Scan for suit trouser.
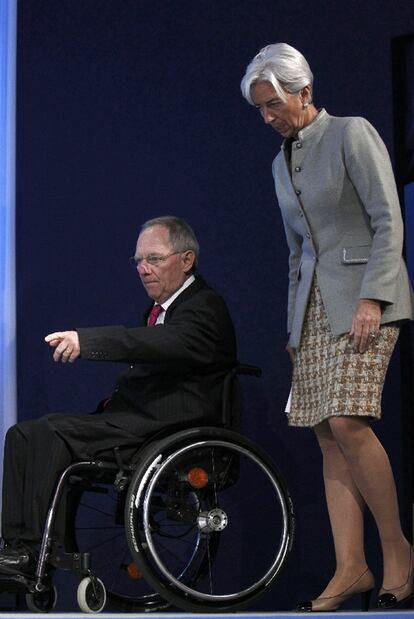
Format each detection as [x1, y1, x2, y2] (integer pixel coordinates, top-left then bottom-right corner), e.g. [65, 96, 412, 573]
[1, 412, 142, 546]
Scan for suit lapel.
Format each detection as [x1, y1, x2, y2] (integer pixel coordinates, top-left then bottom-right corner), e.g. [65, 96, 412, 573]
[164, 276, 206, 322]
[142, 276, 206, 325]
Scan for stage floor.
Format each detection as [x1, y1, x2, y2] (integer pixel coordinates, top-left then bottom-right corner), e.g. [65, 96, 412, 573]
[0, 612, 413, 618]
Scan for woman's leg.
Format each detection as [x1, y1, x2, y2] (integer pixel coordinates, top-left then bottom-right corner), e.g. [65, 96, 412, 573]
[314, 420, 369, 597]
[328, 416, 411, 591]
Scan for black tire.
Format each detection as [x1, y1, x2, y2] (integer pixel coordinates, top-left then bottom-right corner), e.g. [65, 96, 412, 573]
[125, 427, 294, 612]
[26, 586, 57, 612]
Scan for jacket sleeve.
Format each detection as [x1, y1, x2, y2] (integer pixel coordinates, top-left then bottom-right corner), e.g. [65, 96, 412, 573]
[343, 117, 404, 304]
[77, 294, 235, 367]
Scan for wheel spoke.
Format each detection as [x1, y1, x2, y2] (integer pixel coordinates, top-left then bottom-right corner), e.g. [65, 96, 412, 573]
[72, 474, 169, 612]
[206, 536, 213, 594]
[79, 501, 115, 518]
[210, 448, 218, 506]
[130, 436, 293, 609]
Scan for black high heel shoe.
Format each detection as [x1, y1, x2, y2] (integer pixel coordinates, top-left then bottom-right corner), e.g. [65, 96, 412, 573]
[295, 568, 374, 612]
[377, 547, 414, 609]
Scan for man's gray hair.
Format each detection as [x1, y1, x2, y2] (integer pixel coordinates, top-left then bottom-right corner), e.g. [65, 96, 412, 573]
[141, 216, 199, 266]
[241, 43, 313, 105]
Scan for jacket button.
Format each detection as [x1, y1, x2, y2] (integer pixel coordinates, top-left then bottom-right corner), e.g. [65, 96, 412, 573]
[295, 166, 301, 172]
[295, 189, 301, 195]
[306, 232, 311, 238]
[299, 211, 304, 217]
[296, 142, 302, 149]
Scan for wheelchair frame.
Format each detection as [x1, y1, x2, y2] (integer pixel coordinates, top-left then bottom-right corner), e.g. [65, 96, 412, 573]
[0, 364, 295, 613]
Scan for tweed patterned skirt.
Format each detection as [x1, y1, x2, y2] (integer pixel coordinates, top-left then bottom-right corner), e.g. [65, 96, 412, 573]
[288, 279, 399, 427]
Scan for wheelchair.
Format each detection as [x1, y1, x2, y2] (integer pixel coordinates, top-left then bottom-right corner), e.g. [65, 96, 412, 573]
[0, 365, 294, 613]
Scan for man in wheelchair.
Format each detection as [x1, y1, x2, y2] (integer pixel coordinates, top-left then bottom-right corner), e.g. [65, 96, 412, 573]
[0, 215, 237, 577]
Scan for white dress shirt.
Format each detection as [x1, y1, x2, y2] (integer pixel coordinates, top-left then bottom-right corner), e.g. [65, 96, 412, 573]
[152, 275, 195, 325]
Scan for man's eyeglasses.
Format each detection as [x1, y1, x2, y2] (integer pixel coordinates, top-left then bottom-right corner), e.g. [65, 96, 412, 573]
[129, 252, 181, 268]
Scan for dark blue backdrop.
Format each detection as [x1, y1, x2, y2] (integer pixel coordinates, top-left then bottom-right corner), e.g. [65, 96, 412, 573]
[15, 0, 414, 611]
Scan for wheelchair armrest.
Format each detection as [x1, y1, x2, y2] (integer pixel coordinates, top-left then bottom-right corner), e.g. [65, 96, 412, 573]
[221, 363, 262, 427]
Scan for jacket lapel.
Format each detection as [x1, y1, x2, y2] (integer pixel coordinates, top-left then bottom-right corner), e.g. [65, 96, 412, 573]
[164, 276, 206, 322]
[142, 276, 206, 325]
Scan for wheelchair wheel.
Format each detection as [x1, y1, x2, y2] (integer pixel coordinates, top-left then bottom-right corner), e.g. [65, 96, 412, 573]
[77, 576, 106, 613]
[26, 585, 57, 612]
[68, 471, 169, 612]
[125, 427, 294, 612]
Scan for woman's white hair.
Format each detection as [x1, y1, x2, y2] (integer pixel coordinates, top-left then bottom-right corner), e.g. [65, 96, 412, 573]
[240, 43, 313, 105]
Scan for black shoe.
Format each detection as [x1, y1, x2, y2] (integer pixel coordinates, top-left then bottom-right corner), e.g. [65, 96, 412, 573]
[0, 543, 37, 575]
[377, 546, 414, 610]
[295, 569, 375, 612]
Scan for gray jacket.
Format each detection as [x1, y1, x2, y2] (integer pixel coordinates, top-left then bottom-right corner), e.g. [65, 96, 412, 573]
[272, 109, 414, 348]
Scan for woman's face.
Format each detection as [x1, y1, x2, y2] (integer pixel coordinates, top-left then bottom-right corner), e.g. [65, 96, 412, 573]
[250, 80, 310, 138]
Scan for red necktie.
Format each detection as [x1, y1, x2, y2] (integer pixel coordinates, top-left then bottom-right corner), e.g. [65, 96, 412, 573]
[148, 304, 163, 326]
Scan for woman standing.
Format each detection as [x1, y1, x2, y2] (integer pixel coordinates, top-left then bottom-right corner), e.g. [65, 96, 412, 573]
[241, 43, 414, 612]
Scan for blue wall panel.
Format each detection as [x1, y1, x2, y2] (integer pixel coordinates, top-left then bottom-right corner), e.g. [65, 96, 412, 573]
[405, 182, 414, 279]
[14, 0, 414, 612]
[0, 0, 16, 500]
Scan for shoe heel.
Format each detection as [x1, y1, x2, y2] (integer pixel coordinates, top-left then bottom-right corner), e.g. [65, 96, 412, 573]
[360, 589, 372, 612]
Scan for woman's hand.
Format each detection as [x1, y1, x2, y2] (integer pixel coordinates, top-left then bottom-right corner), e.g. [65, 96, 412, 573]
[349, 299, 381, 353]
[286, 343, 296, 364]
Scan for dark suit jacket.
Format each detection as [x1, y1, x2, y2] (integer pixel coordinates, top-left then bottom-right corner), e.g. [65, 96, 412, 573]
[77, 276, 237, 437]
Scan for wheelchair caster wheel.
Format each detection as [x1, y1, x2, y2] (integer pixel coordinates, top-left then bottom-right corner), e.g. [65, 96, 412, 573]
[26, 586, 57, 612]
[77, 576, 106, 613]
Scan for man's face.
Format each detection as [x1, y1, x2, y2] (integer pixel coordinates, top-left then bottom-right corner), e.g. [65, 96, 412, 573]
[134, 225, 194, 304]
[251, 80, 306, 138]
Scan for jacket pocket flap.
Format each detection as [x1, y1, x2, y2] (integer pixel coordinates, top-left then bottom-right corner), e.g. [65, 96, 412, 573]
[342, 245, 370, 264]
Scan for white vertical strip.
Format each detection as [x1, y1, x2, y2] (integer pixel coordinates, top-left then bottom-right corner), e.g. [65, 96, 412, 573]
[0, 0, 17, 488]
